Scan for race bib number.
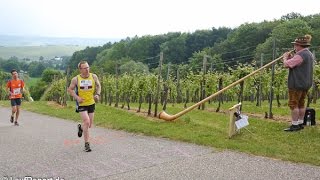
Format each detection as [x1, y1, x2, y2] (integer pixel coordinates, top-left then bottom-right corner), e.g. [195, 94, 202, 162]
[13, 88, 21, 95]
[80, 80, 93, 90]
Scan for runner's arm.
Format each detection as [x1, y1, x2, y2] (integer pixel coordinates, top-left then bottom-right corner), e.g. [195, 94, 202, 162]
[21, 81, 26, 93]
[6, 82, 12, 96]
[68, 77, 78, 99]
[93, 74, 101, 96]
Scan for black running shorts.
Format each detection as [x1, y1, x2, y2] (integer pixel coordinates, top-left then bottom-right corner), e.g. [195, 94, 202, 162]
[77, 104, 95, 113]
[11, 98, 22, 106]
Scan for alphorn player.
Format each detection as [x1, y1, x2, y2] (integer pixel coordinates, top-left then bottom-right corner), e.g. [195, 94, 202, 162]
[282, 34, 314, 132]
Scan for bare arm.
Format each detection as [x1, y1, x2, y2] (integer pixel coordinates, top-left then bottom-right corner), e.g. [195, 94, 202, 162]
[67, 76, 83, 103]
[6, 82, 12, 97]
[7, 88, 12, 97]
[22, 81, 26, 93]
[7, 86, 11, 94]
[93, 74, 101, 95]
[67, 77, 77, 97]
[93, 74, 101, 102]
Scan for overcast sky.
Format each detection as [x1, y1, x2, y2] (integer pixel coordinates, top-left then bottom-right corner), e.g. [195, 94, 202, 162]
[0, 0, 318, 39]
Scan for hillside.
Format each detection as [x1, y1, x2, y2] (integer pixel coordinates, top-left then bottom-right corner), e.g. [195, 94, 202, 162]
[0, 35, 118, 47]
[0, 35, 119, 60]
[0, 45, 85, 60]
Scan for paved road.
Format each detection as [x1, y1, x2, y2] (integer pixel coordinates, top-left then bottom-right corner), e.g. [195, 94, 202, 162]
[1, 107, 320, 180]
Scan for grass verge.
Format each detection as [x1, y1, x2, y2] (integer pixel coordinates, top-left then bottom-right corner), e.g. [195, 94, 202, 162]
[1, 100, 319, 166]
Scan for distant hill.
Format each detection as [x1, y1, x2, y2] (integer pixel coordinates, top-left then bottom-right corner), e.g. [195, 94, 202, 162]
[0, 45, 85, 60]
[0, 35, 118, 47]
[0, 35, 119, 60]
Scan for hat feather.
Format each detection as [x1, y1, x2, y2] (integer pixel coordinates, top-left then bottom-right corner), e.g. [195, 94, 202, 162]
[305, 34, 312, 42]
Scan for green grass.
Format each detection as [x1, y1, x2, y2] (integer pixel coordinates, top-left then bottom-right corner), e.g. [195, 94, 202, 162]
[1, 100, 319, 166]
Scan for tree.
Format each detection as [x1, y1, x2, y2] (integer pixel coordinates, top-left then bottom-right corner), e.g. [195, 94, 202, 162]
[304, 13, 320, 47]
[41, 68, 63, 83]
[271, 18, 313, 50]
[29, 80, 48, 100]
[1, 60, 20, 72]
[119, 60, 149, 75]
[0, 71, 11, 100]
[160, 33, 187, 64]
[69, 46, 105, 71]
[281, 12, 303, 21]
[255, 18, 313, 60]
[185, 28, 231, 58]
[28, 62, 46, 77]
[127, 35, 153, 60]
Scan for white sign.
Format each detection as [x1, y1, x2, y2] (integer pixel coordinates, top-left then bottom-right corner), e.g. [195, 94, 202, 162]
[235, 115, 249, 129]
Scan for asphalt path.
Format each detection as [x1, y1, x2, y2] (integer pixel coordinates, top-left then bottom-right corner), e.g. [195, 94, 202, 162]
[0, 107, 320, 180]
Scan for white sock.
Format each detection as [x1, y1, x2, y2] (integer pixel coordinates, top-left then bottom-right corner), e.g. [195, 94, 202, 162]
[292, 121, 299, 125]
[298, 119, 304, 124]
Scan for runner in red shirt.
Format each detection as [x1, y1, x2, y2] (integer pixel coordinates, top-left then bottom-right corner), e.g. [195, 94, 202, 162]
[6, 69, 25, 126]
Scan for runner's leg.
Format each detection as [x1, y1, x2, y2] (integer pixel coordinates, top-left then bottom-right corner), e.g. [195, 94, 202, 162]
[88, 113, 94, 128]
[15, 105, 20, 122]
[79, 111, 90, 143]
[11, 105, 17, 118]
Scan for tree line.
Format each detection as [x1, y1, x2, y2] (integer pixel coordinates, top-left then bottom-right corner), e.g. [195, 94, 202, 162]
[68, 12, 320, 77]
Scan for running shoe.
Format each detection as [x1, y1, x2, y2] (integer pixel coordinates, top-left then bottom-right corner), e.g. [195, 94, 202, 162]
[78, 124, 83, 137]
[84, 142, 92, 152]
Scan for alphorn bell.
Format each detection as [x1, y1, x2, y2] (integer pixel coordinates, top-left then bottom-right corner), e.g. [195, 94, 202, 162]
[159, 50, 294, 121]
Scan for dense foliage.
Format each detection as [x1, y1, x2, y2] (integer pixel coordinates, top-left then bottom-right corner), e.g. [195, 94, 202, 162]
[68, 13, 320, 76]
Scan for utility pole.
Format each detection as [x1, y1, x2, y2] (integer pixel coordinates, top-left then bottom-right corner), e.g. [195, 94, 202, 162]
[201, 55, 207, 110]
[115, 62, 119, 107]
[176, 66, 181, 103]
[162, 62, 170, 110]
[154, 52, 163, 117]
[268, 39, 276, 118]
[258, 53, 263, 107]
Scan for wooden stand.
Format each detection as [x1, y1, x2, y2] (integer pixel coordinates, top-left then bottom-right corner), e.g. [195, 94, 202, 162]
[228, 103, 242, 138]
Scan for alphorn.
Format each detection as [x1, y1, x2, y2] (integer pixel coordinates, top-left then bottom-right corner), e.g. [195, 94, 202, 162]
[159, 50, 294, 121]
